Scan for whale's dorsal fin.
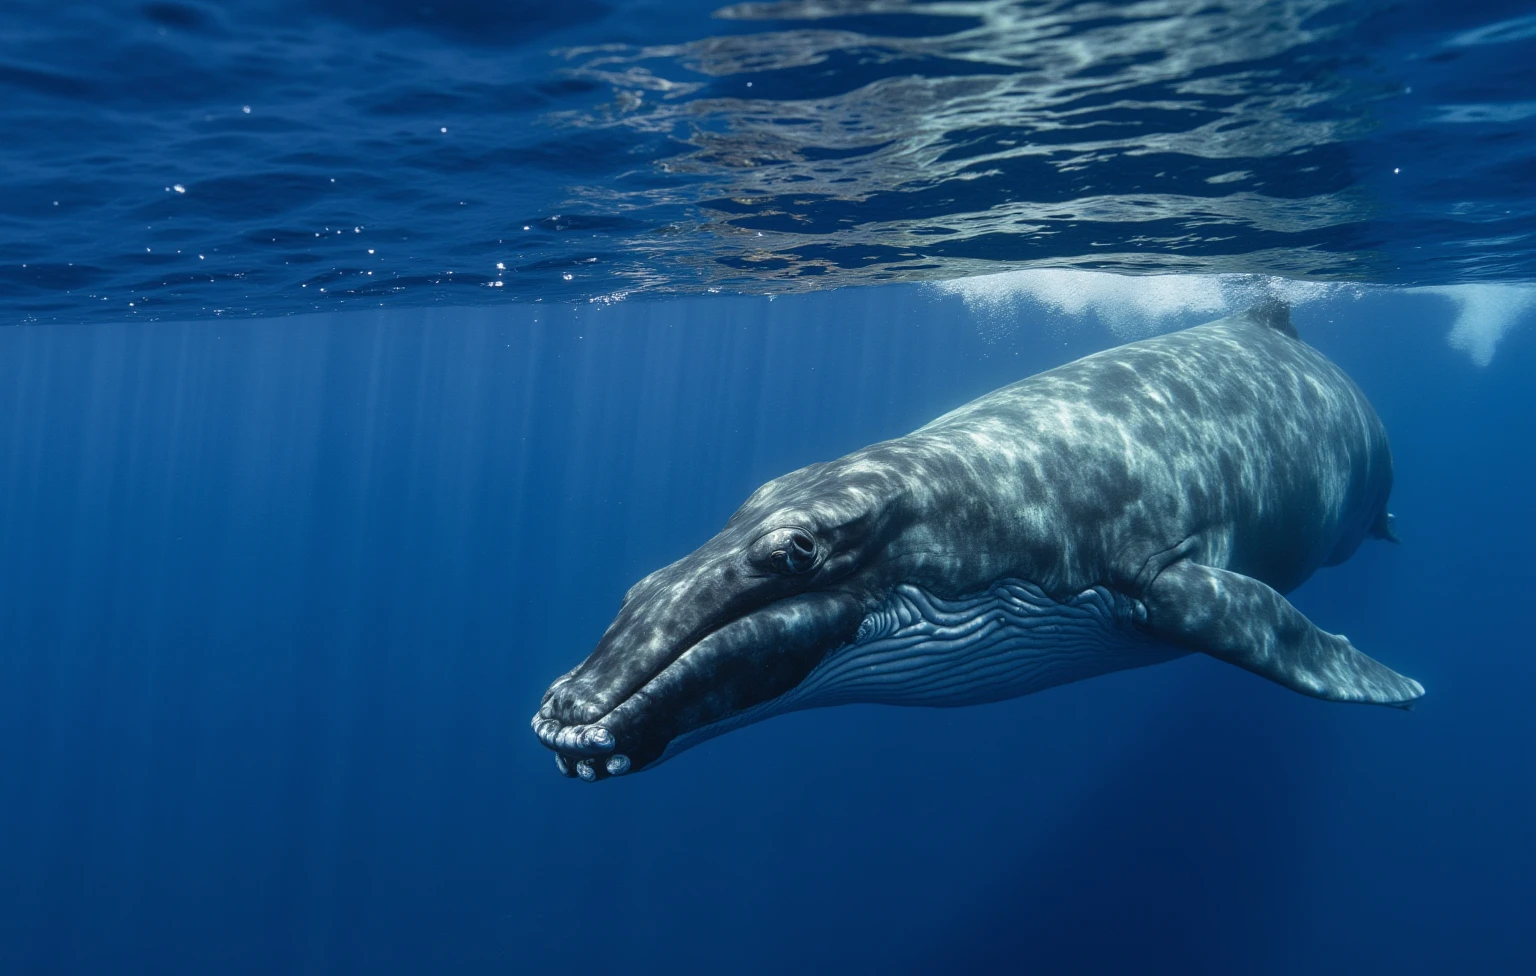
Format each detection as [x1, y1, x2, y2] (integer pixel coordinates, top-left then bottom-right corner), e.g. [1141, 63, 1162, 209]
[1141, 561, 1424, 707]
[1237, 299, 1297, 339]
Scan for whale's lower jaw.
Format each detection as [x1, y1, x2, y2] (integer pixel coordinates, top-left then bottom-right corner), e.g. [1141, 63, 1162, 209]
[656, 579, 1187, 765]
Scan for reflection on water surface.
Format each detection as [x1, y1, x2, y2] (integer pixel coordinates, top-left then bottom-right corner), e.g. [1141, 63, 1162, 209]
[2, 0, 1533, 320]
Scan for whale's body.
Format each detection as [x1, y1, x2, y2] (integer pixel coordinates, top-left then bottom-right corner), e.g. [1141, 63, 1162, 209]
[535, 305, 1422, 781]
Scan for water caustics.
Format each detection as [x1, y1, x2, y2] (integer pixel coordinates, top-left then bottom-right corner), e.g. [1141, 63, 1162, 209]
[567, 0, 1377, 284]
[2, 0, 1534, 322]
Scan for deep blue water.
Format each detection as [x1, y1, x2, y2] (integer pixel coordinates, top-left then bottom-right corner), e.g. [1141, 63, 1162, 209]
[4, 2, 1536, 974]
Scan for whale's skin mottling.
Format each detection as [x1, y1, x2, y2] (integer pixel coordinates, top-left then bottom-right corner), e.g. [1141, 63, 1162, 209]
[534, 305, 1423, 780]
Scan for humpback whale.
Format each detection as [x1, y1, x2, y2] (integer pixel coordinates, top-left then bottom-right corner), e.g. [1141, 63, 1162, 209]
[533, 304, 1422, 781]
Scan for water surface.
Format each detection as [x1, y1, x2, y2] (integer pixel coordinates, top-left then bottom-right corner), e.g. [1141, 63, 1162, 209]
[4, 0, 1535, 322]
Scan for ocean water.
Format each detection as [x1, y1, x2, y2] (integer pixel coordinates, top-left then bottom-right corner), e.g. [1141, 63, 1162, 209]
[6, 0, 1536, 320]
[2, 3, 1535, 975]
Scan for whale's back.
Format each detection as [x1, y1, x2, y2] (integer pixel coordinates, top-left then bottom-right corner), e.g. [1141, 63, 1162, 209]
[905, 306, 1394, 594]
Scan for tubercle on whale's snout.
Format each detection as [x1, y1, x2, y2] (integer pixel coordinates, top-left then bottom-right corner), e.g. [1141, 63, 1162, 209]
[532, 710, 641, 781]
[552, 749, 633, 782]
[534, 660, 680, 781]
[532, 674, 645, 780]
[532, 713, 615, 756]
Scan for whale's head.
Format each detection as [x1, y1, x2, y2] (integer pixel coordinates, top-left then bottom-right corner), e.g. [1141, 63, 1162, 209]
[533, 458, 916, 780]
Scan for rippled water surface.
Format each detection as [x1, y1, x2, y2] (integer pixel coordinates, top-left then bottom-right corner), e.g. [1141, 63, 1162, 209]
[4, 0, 1535, 322]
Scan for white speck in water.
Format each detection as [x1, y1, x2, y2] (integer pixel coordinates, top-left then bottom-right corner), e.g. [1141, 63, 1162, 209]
[1394, 167, 1401, 174]
[368, 249, 375, 254]
[173, 184, 185, 194]
[242, 105, 251, 114]
[440, 126, 448, 133]
[496, 262, 505, 270]
[562, 272, 573, 281]
[198, 255, 204, 259]
[523, 225, 530, 231]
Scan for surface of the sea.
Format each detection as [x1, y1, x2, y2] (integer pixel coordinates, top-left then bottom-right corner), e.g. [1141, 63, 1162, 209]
[3, 3, 1535, 975]
[5, 0, 1536, 321]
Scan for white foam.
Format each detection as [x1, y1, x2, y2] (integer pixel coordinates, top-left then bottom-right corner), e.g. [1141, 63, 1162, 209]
[1412, 283, 1536, 367]
[933, 269, 1358, 339]
[935, 269, 1535, 366]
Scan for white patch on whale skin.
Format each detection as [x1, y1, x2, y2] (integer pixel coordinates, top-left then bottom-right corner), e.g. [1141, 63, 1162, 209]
[1447, 14, 1536, 48]
[656, 580, 1185, 765]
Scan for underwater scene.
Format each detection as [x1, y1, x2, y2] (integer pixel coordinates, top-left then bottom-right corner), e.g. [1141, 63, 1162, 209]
[2, 2, 1533, 974]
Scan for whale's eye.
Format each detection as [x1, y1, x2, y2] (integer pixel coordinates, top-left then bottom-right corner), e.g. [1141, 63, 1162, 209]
[763, 527, 818, 575]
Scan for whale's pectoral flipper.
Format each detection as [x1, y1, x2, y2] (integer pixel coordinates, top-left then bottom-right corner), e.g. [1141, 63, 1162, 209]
[1142, 562, 1425, 707]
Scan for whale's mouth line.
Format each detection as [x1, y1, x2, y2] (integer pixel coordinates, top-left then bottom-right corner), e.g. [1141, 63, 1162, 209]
[531, 613, 749, 781]
[536, 579, 1172, 781]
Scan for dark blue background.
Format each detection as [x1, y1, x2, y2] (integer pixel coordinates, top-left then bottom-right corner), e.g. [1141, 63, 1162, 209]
[0, 288, 1530, 974]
